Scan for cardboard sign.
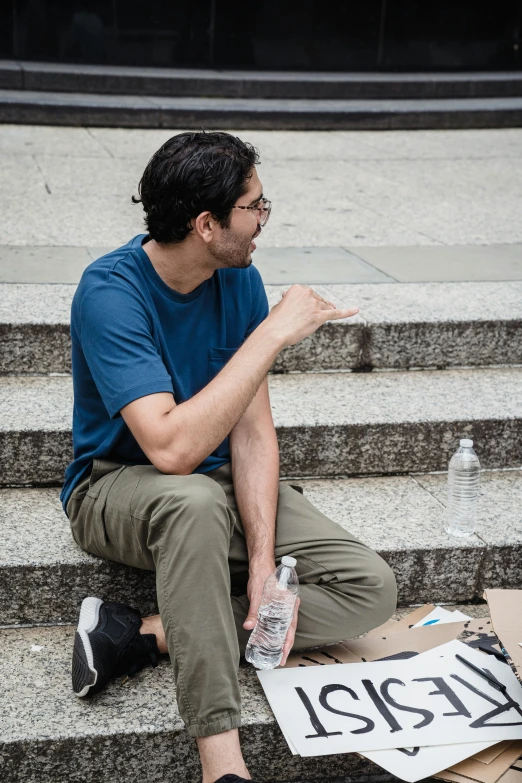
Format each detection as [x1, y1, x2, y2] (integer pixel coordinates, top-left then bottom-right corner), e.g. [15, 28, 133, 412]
[278, 607, 517, 781]
[258, 640, 522, 757]
[281, 640, 506, 781]
[439, 767, 522, 783]
[284, 614, 496, 671]
[343, 624, 472, 662]
[284, 621, 473, 669]
[358, 618, 507, 782]
[366, 605, 436, 636]
[446, 741, 522, 783]
[473, 742, 514, 765]
[485, 590, 522, 683]
[363, 741, 499, 783]
[459, 618, 501, 658]
[498, 765, 522, 783]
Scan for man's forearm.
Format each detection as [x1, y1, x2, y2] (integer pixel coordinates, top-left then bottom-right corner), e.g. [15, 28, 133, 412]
[230, 424, 280, 569]
[124, 285, 356, 476]
[158, 321, 283, 474]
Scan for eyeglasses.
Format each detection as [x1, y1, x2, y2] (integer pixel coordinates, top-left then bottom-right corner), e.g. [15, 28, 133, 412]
[233, 197, 272, 227]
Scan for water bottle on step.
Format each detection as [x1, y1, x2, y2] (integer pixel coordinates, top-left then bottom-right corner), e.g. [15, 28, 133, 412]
[245, 556, 299, 670]
[445, 438, 480, 538]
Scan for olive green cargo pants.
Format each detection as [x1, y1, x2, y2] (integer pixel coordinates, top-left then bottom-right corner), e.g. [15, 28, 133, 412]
[67, 459, 397, 737]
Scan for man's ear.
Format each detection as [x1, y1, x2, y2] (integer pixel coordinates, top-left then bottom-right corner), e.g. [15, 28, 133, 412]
[193, 211, 216, 244]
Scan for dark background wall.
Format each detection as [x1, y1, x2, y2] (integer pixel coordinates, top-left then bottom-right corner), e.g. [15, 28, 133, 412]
[1, 0, 521, 71]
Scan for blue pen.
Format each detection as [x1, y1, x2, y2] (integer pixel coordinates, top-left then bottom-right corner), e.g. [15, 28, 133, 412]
[422, 619, 441, 626]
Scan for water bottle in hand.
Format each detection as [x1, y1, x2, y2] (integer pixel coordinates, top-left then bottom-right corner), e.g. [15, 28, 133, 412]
[445, 438, 480, 538]
[245, 556, 299, 670]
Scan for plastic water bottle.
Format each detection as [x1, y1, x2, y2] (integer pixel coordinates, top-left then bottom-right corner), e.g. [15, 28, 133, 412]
[445, 439, 481, 537]
[245, 556, 299, 670]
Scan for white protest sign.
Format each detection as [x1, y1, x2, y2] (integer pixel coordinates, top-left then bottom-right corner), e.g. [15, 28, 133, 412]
[257, 640, 522, 757]
[279, 728, 495, 767]
[279, 631, 503, 781]
[363, 644, 500, 781]
[278, 644, 502, 781]
[281, 715, 496, 781]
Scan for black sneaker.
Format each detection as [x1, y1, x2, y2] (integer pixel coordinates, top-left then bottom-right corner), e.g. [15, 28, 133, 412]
[72, 596, 160, 697]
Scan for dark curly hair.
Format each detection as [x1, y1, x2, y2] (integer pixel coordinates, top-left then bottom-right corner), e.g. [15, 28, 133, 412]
[132, 130, 261, 244]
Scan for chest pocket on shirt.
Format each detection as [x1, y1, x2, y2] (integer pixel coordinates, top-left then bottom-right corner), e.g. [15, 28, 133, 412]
[208, 346, 239, 382]
[208, 346, 239, 457]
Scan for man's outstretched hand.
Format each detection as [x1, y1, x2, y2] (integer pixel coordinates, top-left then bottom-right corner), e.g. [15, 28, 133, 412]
[265, 284, 359, 349]
[243, 563, 300, 667]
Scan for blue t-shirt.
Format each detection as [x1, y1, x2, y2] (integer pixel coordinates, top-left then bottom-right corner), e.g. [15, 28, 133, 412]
[60, 234, 269, 514]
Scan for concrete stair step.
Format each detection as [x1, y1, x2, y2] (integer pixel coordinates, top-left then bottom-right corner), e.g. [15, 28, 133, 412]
[0, 367, 521, 486]
[4, 60, 522, 100]
[1, 89, 522, 130]
[2, 281, 522, 375]
[0, 622, 397, 783]
[0, 602, 491, 783]
[1, 470, 520, 626]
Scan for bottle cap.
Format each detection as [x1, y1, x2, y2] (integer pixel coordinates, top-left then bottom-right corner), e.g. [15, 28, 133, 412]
[460, 438, 473, 448]
[281, 556, 297, 568]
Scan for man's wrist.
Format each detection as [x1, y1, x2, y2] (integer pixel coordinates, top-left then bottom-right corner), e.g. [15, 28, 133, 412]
[255, 318, 286, 354]
[248, 553, 276, 576]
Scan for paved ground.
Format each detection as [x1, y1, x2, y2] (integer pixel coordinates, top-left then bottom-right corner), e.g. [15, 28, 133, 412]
[1, 124, 522, 282]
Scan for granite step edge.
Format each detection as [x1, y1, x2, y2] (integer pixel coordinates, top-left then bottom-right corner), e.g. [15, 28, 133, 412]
[2, 90, 522, 130]
[6, 318, 522, 374]
[0, 623, 396, 783]
[5, 59, 522, 98]
[1, 368, 522, 485]
[0, 605, 491, 782]
[1, 469, 519, 625]
[2, 280, 522, 374]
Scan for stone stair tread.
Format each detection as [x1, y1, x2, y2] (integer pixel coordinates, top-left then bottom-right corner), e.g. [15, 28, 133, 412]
[4, 59, 522, 98]
[2, 89, 522, 131]
[0, 624, 189, 744]
[1, 368, 521, 486]
[0, 282, 73, 323]
[0, 599, 489, 742]
[321, 280, 522, 324]
[3, 88, 522, 113]
[1, 471, 520, 625]
[0, 623, 279, 783]
[0, 621, 418, 782]
[269, 366, 521, 425]
[2, 280, 522, 375]
[1, 367, 521, 431]
[0, 601, 492, 781]
[0, 475, 479, 566]
[2, 279, 522, 325]
[0, 375, 72, 431]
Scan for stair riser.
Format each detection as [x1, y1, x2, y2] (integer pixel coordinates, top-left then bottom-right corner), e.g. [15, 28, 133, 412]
[0, 324, 71, 375]
[1, 562, 158, 626]
[1, 540, 518, 626]
[6, 65, 522, 100]
[277, 418, 522, 476]
[0, 431, 71, 486]
[0, 720, 390, 783]
[1, 418, 521, 487]
[2, 321, 522, 375]
[2, 101, 522, 130]
[0, 323, 363, 375]
[365, 320, 522, 371]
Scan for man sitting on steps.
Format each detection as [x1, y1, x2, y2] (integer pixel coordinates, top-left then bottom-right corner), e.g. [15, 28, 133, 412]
[62, 130, 397, 783]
